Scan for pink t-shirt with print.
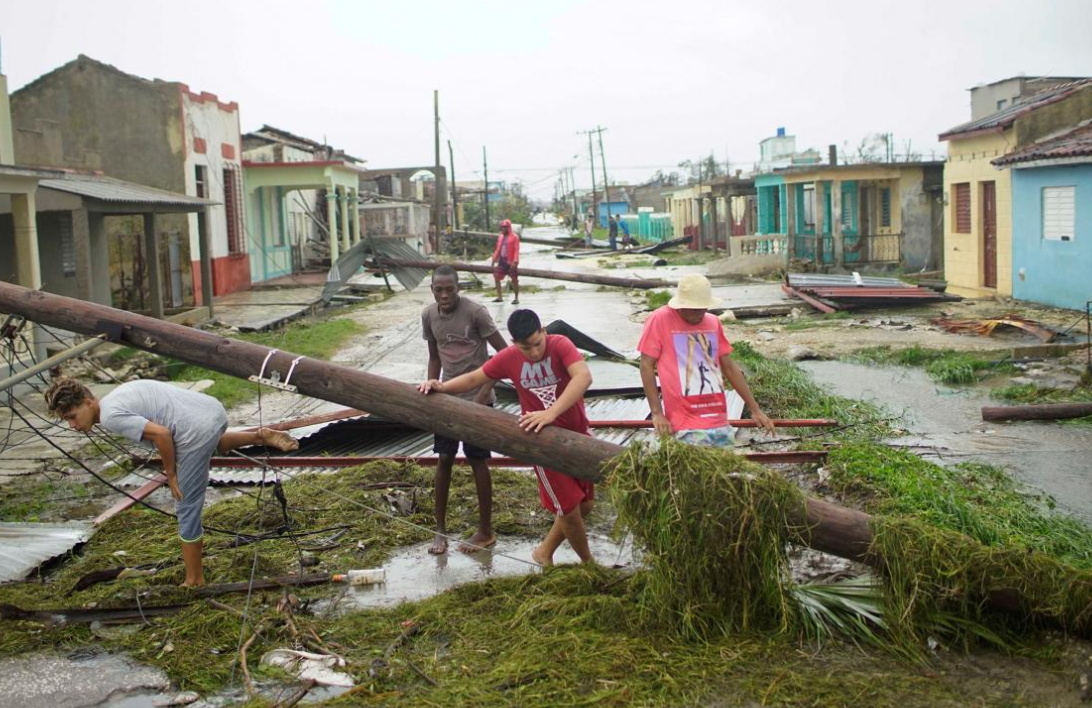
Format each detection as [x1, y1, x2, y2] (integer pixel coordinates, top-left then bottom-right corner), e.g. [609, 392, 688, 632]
[637, 306, 733, 432]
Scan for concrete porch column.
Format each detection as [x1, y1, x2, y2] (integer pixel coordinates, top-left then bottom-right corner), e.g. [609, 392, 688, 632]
[196, 207, 214, 316]
[785, 184, 797, 250]
[831, 179, 844, 267]
[339, 186, 350, 252]
[326, 185, 339, 262]
[350, 188, 361, 245]
[12, 191, 43, 358]
[87, 212, 111, 306]
[143, 213, 164, 319]
[814, 181, 827, 265]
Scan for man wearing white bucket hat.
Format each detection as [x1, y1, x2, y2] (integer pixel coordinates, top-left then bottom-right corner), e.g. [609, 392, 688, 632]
[638, 274, 773, 446]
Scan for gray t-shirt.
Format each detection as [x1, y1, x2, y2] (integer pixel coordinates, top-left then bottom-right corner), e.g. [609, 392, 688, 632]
[98, 380, 227, 450]
[421, 297, 499, 403]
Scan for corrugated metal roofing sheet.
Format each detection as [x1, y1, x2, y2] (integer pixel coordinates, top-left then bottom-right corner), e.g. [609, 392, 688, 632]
[0, 522, 93, 582]
[206, 398, 651, 485]
[992, 123, 1092, 166]
[39, 174, 214, 208]
[939, 79, 1092, 140]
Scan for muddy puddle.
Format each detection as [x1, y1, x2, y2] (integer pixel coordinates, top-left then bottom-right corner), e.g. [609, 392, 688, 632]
[0, 648, 171, 708]
[799, 360, 1092, 524]
[318, 533, 631, 613]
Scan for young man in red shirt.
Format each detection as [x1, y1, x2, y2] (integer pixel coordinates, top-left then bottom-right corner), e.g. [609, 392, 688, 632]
[491, 219, 521, 304]
[639, 274, 774, 446]
[419, 309, 595, 566]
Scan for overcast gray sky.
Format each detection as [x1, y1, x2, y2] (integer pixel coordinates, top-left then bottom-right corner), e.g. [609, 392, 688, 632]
[5, 0, 1092, 199]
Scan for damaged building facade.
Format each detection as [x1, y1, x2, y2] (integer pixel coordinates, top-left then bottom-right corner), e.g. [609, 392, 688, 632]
[9, 55, 250, 306]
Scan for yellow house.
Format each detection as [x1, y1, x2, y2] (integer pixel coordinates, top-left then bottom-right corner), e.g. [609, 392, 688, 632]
[939, 79, 1092, 298]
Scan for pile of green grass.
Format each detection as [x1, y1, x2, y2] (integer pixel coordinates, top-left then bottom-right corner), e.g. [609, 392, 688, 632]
[850, 345, 1013, 385]
[643, 289, 671, 310]
[608, 439, 803, 639]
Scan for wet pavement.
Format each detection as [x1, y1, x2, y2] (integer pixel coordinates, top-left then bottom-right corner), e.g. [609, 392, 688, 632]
[800, 360, 1092, 524]
[320, 533, 631, 613]
[0, 648, 170, 708]
[213, 286, 325, 332]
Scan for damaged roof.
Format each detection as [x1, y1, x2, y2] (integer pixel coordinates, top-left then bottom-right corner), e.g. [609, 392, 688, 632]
[40, 173, 216, 208]
[0, 522, 93, 582]
[939, 79, 1092, 141]
[991, 122, 1092, 167]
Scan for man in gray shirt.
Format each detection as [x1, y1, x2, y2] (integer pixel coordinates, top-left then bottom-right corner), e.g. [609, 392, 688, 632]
[45, 377, 298, 587]
[421, 265, 508, 554]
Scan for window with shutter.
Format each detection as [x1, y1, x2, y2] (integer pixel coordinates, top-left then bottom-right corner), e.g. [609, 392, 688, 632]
[1042, 186, 1076, 241]
[953, 183, 971, 233]
[880, 188, 891, 228]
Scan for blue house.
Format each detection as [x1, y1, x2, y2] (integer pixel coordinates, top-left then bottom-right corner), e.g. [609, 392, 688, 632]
[595, 187, 631, 227]
[993, 124, 1092, 311]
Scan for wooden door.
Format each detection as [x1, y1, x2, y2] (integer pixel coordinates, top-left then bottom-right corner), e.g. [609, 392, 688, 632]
[981, 181, 997, 288]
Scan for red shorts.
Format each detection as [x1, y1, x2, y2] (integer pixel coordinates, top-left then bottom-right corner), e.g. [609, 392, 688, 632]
[534, 465, 594, 515]
[493, 265, 518, 282]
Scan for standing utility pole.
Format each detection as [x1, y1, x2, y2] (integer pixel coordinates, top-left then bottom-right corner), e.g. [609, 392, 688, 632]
[596, 126, 611, 224]
[578, 130, 598, 225]
[482, 146, 491, 232]
[568, 167, 578, 221]
[433, 90, 446, 248]
[448, 140, 459, 230]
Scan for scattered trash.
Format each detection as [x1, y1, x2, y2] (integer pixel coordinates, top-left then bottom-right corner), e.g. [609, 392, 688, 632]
[260, 648, 354, 687]
[930, 313, 1058, 343]
[333, 568, 386, 586]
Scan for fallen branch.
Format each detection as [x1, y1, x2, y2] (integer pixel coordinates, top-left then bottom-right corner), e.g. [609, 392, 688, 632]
[370, 621, 421, 678]
[275, 679, 317, 708]
[241, 623, 264, 697]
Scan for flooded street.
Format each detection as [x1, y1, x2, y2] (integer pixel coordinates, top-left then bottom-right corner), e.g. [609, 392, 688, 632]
[800, 360, 1092, 524]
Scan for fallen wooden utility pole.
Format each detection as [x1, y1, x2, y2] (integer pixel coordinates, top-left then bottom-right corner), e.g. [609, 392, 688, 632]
[0, 281, 866, 566]
[982, 402, 1092, 422]
[0, 282, 1064, 627]
[376, 256, 672, 290]
[453, 228, 577, 248]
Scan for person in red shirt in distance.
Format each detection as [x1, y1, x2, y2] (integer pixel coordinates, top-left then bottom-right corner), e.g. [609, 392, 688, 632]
[419, 309, 595, 566]
[491, 219, 521, 304]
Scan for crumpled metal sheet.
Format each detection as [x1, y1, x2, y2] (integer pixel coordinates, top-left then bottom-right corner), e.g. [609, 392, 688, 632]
[0, 522, 93, 582]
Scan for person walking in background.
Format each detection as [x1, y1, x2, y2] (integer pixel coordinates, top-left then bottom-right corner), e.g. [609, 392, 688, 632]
[491, 219, 521, 304]
[618, 215, 632, 250]
[584, 212, 594, 247]
[608, 213, 619, 251]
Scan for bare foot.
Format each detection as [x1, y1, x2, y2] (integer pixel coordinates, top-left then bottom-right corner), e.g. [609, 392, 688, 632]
[428, 534, 448, 555]
[180, 578, 205, 588]
[259, 428, 299, 452]
[531, 544, 553, 567]
[458, 531, 496, 554]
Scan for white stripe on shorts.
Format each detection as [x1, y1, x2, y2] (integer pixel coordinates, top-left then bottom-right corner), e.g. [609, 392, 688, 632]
[534, 465, 563, 516]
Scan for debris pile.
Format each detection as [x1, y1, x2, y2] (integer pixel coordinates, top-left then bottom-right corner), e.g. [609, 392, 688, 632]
[931, 313, 1059, 342]
[783, 273, 961, 312]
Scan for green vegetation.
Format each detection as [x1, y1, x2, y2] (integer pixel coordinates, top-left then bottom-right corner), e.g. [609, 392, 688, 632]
[850, 345, 1014, 385]
[0, 478, 58, 522]
[732, 341, 892, 440]
[993, 381, 1092, 405]
[0, 461, 557, 688]
[643, 289, 671, 310]
[654, 248, 723, 266]
[170, 317, 364, 409]
[824, 442, 1092, 568]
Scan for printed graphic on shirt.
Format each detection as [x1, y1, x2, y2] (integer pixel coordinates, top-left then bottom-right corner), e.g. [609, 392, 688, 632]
[520, 356, 559, 408]
[673, 332, 722, 396]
